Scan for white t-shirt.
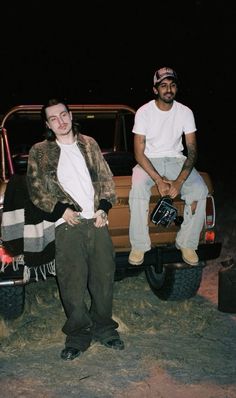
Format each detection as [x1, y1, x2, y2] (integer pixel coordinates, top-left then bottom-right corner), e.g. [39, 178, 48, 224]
[132, 99, 196, 158]
[56, 141, 95, 226]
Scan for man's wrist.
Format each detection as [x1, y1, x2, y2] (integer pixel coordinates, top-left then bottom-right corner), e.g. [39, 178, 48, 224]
[98, 199, 112, 214]
[178, 178, 186, 185]
[154, 178, 162, 185]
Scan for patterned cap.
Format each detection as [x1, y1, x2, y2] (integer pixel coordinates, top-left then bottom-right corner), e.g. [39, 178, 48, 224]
[153, 67, 178, 85]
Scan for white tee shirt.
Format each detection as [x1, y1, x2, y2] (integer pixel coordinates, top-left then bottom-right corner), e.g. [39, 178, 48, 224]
[56, 141, 95, 225]
[132, 100, 196, 158]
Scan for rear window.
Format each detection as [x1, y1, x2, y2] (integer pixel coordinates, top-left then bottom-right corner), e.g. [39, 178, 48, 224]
[1, 106, 136, 177]
[3, 109, 135, 155]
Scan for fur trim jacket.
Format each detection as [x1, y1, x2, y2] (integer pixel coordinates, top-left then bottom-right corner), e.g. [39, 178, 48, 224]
[27, 133, 117, 221]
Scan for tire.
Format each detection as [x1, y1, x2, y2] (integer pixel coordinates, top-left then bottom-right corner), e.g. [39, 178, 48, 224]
[0, 285, 25, 320]
[145, 262, 205, 301]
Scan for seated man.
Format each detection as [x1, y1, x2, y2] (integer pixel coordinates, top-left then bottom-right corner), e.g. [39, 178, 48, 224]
[128, 67, 208, 267]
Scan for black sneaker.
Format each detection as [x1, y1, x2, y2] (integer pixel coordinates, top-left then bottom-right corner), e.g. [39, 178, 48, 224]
[100, 338, 125, 350]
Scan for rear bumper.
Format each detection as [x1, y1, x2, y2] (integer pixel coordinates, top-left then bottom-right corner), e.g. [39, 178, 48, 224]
[115, 242, 222, 274]
[0, 265, 31, 286]
[0, 242, 222, 285]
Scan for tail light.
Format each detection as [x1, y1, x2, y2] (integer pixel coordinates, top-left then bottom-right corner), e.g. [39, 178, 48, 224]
[205, 230, 215, 243]
[0, 245, 14, 265]
[204, 195, 216, 243]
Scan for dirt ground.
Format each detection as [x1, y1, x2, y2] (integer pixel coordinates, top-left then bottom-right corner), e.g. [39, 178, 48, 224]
[0, 258, 236, 398]
[1, 176, 236, 398]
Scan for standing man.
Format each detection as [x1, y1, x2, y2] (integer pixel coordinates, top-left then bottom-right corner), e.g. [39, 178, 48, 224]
[27, 98, 124, 360]
[128, 67, 208, 267]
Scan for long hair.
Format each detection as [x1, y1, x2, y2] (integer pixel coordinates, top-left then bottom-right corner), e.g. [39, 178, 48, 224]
[41, 98, 80, 141]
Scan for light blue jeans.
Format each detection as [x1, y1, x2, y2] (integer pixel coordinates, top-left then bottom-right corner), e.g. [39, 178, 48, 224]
[129, 158, 209, 252]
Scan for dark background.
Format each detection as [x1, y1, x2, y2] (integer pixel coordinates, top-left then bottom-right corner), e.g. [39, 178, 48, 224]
[1, 1, 235, 178]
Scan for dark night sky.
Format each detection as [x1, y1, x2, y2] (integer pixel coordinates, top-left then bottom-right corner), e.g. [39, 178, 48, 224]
[1, 1, 235, 176]
[1, 1, 234, 104]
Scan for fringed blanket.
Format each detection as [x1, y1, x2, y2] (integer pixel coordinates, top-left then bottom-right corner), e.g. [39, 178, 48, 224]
[1, 174, 56, 282]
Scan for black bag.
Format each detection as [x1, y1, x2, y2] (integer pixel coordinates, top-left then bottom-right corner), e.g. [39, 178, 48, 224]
[150, 196, 178, 227]
[218, 258, 236, 313]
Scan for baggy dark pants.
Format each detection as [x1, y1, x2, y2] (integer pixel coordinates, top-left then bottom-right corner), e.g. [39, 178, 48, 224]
[55, 219, 119, 351]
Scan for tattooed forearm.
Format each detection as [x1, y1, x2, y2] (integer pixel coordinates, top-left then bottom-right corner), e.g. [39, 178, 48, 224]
[182, 142, 197, 173]
[177, 143, 197, 184]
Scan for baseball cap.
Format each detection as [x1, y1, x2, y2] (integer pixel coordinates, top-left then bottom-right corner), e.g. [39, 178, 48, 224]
[153, 67, 178, 85]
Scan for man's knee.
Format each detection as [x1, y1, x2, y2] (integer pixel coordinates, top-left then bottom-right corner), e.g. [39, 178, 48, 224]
[192, 180, 208, 200]
[129, 182, 151, 200]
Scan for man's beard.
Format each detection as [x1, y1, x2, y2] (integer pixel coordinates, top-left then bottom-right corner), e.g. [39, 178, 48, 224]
[161, 94, 175, 104]
[60, 126, 73, 136]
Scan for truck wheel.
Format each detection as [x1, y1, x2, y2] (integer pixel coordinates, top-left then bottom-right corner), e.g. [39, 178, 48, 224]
[145, 262, 205, 301]
[0, 286, 25, 320]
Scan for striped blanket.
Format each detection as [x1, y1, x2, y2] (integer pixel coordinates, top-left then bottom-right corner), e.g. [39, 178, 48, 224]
[1, 174, 56, 282]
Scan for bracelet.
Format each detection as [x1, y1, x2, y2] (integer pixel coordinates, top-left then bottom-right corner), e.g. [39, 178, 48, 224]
[100, 210, 107, 220]
[100, 210, 109, 225]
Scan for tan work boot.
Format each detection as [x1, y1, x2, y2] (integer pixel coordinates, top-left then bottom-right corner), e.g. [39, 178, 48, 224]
[176, 243, 199, 266]
[128, 249, 144, 266]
